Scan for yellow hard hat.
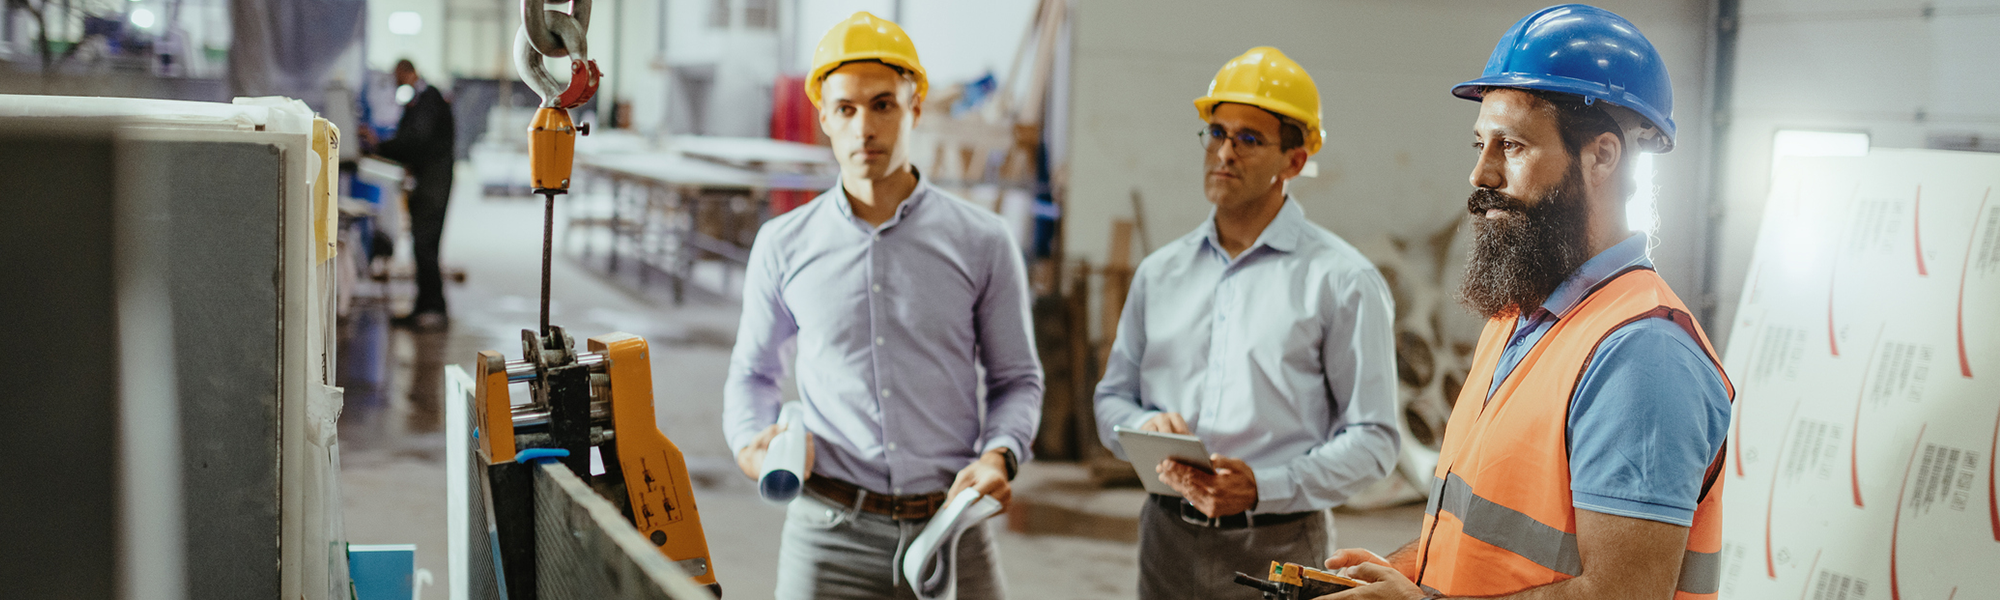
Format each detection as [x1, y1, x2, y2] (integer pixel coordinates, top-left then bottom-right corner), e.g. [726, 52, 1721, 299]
[805, 11, 928, 108]
[1194, 46, 1324, 155]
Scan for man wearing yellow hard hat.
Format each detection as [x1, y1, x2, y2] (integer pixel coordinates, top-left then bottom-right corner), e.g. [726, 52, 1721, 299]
[1092, 47, 1400, 599]
[721, 11, 1042, 600]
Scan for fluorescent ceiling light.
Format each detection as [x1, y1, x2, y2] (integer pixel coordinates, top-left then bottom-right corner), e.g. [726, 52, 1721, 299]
[130, 8, 156, 29]
[1771, 129, 1869, 175]
[388, 11, 423, 36]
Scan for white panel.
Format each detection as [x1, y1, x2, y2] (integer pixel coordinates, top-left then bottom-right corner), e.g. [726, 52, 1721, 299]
[1716, 149, 2000, 600]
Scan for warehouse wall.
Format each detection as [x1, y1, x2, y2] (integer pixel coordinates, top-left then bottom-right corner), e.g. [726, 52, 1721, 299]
[1708, 0, 2000, 346]
[499, 0, 1037, 138]
[789, 0, 1041, 87]
[1067, 0, 1718, 340]
[367, 0, 447, 76]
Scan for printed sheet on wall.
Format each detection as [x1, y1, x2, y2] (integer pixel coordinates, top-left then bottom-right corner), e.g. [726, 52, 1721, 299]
[1720, 149, 2000, 600]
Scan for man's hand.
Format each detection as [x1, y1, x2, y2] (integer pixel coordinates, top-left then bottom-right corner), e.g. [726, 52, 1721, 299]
[1139, 411, 1191, 434]
[733, 422, 814, 481]
[357, 126, 378, 147]
[1324, 548, 1394, 571]
[1156, 454, 1257, 517]
[1314, 561, 1426, 600]
[1317, 508, 1693, 599]
[947, 449, 1014, 511]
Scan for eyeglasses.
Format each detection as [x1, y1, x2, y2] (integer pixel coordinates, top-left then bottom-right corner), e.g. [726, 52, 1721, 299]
[1197, 125, 1273, 153]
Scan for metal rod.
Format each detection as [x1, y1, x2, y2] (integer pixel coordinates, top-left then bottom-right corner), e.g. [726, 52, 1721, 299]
[511, 399, 611, 428]
[506, 352, 606, 382]
[540, 191, 556, 336]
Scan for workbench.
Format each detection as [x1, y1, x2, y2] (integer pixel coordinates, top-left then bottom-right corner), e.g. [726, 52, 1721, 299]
[567, 137, 836, 303]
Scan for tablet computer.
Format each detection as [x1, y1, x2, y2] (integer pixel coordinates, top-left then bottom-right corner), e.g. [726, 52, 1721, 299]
[1113, 425, 1214, 497]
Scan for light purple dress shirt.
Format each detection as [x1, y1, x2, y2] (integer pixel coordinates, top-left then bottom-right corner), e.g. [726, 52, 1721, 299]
[723, 177, 1044, 496]
[1094, 199, 1401, 514]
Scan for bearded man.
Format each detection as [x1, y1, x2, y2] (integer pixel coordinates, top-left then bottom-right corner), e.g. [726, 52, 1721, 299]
[1319, 5, 1734, 600]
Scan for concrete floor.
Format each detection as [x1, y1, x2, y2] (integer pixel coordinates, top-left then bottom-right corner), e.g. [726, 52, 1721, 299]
[336, 163, 1425, 599]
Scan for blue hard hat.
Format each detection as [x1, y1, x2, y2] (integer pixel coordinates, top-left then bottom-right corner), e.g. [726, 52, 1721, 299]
[1453, 4, 1675, 152]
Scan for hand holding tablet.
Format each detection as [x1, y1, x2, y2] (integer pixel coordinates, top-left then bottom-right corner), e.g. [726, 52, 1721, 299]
[1113, 425, 1215, 497]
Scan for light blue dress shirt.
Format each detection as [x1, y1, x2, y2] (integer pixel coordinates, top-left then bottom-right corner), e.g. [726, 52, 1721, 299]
[1094, 199, 1401, 515]
[1486, 234, 1732, 526]
[723, 178, 1044, 496]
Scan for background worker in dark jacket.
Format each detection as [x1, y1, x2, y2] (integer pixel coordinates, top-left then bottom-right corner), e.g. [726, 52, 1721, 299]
[366, 59, 456, 330]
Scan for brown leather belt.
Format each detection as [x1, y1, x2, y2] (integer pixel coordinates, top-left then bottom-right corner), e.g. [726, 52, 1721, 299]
[806, 476, 950, 521]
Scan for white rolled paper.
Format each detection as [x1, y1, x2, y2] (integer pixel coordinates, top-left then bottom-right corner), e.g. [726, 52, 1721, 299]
[899, 491, 1004, 600]
[758, 403, 808, 503]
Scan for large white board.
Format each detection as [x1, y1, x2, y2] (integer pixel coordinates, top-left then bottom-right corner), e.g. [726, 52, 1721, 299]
[1720, 149, 2000, 600]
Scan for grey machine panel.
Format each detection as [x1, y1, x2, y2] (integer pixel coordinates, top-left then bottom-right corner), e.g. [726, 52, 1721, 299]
[125, 140, 287, 600]
[0, 121, 289, 600]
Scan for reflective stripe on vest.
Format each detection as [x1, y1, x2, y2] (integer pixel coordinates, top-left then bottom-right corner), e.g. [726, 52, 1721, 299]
[1415, 268, 1734, 599]
[1425, 475, 1722, 594]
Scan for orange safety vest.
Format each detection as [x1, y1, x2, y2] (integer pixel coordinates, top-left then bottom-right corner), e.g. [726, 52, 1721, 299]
[1410, 267, 1733, 599]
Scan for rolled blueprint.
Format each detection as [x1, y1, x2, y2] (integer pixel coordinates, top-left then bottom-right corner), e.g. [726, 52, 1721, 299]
[758, 402, 808, 502]
[899, 491, 1004, 600]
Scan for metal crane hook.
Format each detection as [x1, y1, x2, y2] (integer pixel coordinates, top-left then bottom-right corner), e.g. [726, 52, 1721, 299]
[515, 0, 597, 108]
[520, 0, 591, 58]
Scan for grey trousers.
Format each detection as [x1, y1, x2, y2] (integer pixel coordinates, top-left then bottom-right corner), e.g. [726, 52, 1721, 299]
[1137, 497, 1333, 600]
[773, 490, 1007, 600]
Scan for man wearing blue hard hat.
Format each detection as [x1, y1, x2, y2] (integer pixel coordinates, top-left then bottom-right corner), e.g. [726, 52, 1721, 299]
[1318, 5, 1733, 600]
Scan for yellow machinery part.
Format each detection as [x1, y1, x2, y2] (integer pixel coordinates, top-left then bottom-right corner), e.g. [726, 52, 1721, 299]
[1270, 561, 1304, 586]
[589, 333, 720, 588]
[475, 350, 516, 463]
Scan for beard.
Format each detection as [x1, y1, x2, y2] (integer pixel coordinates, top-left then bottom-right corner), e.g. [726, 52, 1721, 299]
[1457, 166, 1593, 319]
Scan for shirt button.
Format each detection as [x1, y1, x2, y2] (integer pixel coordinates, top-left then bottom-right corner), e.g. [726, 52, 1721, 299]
[873, 233, 881, 241]
[887, 442, 898, 451]
[876, 337, 885, 346]
[880, 388, 891, 398]
[872, 283, 882, 293]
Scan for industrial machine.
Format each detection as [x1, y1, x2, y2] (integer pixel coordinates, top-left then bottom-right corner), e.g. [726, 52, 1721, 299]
[2, 96, 347, 600]
[466, 1, 722, 597]
[473, 328, 722, 598]
[1233, 561, 1364, 600]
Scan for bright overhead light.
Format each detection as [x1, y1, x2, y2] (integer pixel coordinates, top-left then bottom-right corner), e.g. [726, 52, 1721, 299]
[388, 11, 423, 36]
[1771, 130, 1869, 175]
[395, 84, 415, 105]
[130, 8, 156, 29]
